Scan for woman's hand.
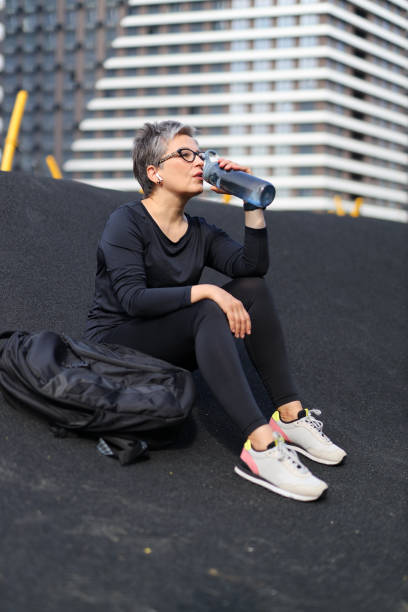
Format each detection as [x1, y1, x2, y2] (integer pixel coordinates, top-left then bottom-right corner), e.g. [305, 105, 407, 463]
[210, 158, 252, 195]
[191, 284, 251, 338]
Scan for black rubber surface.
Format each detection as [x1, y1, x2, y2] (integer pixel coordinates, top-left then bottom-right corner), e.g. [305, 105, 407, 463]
[0, 170, 407, 612]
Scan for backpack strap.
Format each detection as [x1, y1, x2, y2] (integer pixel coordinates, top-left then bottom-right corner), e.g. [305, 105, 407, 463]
[97, 436, 149, 466]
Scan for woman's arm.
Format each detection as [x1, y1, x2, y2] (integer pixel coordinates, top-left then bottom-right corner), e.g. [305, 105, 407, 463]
[205, 158, 269, 277]
[191, 284, 251, 339]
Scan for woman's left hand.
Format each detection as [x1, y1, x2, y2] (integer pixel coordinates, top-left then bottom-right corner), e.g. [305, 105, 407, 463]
[210, 158, 252, 194]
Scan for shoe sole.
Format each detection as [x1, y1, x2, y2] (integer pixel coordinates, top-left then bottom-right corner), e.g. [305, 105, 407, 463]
[234, 465, 327, 502]
[286, 444, 347, 466]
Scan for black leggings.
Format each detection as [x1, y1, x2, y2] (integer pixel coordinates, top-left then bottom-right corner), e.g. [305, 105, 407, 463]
[105, 277, 299, 438]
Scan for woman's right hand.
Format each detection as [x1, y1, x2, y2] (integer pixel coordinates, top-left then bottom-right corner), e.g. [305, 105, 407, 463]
[191, 284, 251, 338]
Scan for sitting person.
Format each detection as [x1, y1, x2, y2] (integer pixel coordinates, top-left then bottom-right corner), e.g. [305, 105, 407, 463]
[84, 120, 346, 502]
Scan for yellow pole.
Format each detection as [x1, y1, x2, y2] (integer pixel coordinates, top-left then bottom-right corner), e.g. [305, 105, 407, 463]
[0, 90, 28, 171]
[333, 195, 345, 216]
[350, 197, 363, 218]
[45, 155, 63, 179]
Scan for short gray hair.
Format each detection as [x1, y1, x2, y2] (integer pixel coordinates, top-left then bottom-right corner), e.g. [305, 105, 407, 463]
[132, 120, 197, 195]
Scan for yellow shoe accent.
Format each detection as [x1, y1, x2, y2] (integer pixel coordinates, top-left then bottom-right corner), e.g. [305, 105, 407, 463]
[272, 410, 280, 422]
[244, 438, 252, 451]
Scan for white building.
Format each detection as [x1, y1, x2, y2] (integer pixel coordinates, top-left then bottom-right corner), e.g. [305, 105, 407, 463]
[65, 0, 408, 215]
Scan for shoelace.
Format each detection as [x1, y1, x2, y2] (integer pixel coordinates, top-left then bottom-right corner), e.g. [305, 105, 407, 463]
[274, 433, 307, 472]
[303, 409, 331, 442]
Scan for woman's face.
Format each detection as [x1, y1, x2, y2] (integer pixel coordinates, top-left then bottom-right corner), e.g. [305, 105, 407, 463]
[156, 134, 204, 198]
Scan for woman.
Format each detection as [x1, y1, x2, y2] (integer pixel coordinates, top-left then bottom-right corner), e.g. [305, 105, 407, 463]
[85, 120, 346, 502]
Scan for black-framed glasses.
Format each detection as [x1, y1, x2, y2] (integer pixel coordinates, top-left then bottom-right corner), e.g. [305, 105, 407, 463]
[158, 148, 205, 165]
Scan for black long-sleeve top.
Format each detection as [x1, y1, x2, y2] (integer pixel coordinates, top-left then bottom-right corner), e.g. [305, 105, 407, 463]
[84, 199, 269, 342]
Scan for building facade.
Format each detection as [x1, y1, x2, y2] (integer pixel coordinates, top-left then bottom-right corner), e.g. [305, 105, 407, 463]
[65, 0, 408, 212]
[0, 0, 127, 174]
[1, 0, 407, 212]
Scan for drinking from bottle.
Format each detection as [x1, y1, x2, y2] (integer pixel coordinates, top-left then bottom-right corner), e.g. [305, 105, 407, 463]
[203, 150, 276, 208]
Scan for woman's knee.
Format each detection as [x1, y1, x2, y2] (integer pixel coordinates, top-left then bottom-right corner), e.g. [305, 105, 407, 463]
[225, 277, 270, 307]
[193, 298, 229, 331]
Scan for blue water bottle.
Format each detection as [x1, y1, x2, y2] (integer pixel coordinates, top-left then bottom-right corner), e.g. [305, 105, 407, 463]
[203, 150, 276, 208]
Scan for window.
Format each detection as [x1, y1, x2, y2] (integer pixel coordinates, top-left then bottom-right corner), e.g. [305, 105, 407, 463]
[276, 102, 294, 112]
[254, 18, 272, 28]
[277, 16, 296, 27]
[275, 81, 293, 91]
[275, 124, 291, 133]
[298, 79, 318, 89]
[275, 145, 291, 155]
[230, 104, 246, 113]
[254, 39, 270, 49]
[253, 82, 270, 91]
[275, 59, 295, 70]
[299, 102, 316, 110]
[252, 146, 269, 154]
[299, 57, 318, 68]
[252, 125, 268, 134]
[253, 103, 269, 113]
[300, 14, 319, 24]
[300, 36, 318, 46]
[232, 19, 250, 29]
[231, 83, 248, 92]
[231, 62, 248, 71]
[232, 41, 249, 50]
[276, 37, 295, 48]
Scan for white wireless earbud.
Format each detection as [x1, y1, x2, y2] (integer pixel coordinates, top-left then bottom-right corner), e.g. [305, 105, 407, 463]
[155, 172, 163, 182]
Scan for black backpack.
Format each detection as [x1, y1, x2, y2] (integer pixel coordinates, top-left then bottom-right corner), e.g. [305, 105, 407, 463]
[0, 330, 195, 465]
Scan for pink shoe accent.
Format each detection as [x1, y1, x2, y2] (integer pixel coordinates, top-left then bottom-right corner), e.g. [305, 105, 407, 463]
[269, 418, 290, 442]
[240, 448, 259, 475]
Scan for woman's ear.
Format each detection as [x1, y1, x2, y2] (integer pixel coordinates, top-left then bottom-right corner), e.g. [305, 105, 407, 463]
[146, 164, 160, 183]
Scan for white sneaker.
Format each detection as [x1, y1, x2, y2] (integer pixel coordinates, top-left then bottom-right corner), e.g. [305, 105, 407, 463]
[270, 409, 347, 466]
[234, 434, 328, 502]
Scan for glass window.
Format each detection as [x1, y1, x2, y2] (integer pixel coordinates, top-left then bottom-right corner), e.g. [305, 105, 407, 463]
[252, 125, 268, 134]
[230, 125, 246, 134]
[300, 14, 319, 25]
[44, 12, 57, 31]
[232, 20, 250, 29]
[65, 31, 76, 50]
[275, 145, 291, 154]
[275, 81, 293, 90]
[299, 102, 316, 110]
[23, 33, 36, 52]
[299, 57, 318, 68]
[254, 18, 272, 28]
[252, 146, 269, 155]
[230, 104, 246, 113]
[276, 37, 295, 48]
[276, 59, 295, 70]
[275, 124, 291, 133]
[253, 82, 270, 91]
[231, 41, 249, 50]
[253, 103, 269, 113]
[254, 39, 270, 49]
[253, 61, 270, 71]
[298, 79, 318, 89]
[276, 102, 294, 111]
[300, 36, 318, 46]
[23, 15, 37, 32]
[298, 145, 315, 153]
[231, 62, 249, 72]
[277, 16, 296, 27]
[231, 83, 248, 92]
